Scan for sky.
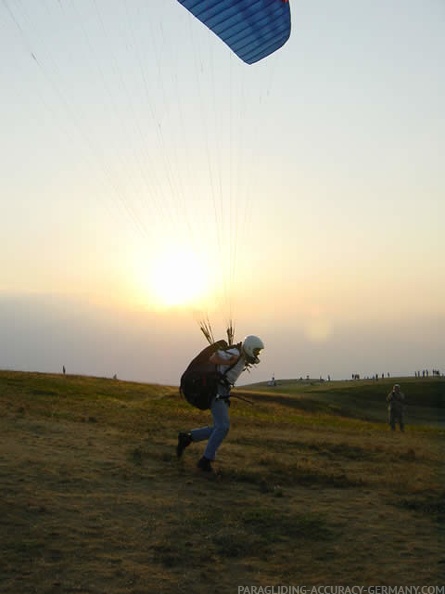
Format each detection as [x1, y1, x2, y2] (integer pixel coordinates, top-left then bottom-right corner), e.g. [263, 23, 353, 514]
[1, 0, 444, 385]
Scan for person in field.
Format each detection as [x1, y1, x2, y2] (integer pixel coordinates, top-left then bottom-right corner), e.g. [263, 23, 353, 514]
[177, 335, 264, 472]
[386, 383, 405, 431]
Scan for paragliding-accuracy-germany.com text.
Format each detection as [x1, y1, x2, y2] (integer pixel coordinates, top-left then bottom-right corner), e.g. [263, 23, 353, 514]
[237, 587, 445, 594]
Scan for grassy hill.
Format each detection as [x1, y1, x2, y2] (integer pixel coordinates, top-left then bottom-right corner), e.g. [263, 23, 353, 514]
[1, 370, 444, 592]
[240, 376, 445, 426]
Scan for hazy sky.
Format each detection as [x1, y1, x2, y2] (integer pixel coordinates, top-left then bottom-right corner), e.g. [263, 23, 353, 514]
[1, 1, 444, 385]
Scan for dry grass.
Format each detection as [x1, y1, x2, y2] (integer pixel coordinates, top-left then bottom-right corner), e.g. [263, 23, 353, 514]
[0, 371, 444, 592]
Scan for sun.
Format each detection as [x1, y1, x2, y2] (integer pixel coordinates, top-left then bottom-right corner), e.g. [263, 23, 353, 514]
[139, 246, 211, 309]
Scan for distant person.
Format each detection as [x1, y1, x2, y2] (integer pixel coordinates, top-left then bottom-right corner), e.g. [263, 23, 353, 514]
[177, 335, 264, 472]
[386, 383, 405, 432]
[63, 365, 66, 375]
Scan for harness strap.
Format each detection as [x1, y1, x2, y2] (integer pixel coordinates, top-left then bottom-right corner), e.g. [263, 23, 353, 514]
[218, 342, 242, 386]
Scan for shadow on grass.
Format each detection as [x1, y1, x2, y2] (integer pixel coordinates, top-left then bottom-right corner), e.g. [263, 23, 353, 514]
[150, 505, 334, 567]
[395, 491, 445, 519]
[223, 457, 362, 490]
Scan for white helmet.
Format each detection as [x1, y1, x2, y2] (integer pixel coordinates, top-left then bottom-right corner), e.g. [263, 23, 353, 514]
[242, 335, 264, 364]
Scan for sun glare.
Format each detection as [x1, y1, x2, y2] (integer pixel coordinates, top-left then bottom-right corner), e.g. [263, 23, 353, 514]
[138, 247, 211, 310]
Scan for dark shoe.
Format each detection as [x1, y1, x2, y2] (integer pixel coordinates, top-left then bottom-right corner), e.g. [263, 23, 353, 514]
[176, 432, 192, 458]
[197, 456, 213, 472]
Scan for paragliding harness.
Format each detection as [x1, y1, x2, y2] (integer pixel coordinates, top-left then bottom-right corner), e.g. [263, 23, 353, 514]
[179, 340, 242, 410]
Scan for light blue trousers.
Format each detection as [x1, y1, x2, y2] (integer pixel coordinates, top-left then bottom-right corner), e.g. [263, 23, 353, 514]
[190, 397, 230, 461]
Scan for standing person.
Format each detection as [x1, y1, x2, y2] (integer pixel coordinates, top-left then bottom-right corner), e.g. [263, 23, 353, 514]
[177, 335, 265, 472]
[387, 383, 405, 431]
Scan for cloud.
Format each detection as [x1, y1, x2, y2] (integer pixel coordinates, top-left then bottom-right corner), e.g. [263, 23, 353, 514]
[1, 292, 443, 385]
[0, 292, 195, 384]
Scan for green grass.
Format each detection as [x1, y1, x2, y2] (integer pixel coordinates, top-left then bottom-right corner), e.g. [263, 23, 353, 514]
[0, 370, 444, 592]
[240, 376, 445, 426]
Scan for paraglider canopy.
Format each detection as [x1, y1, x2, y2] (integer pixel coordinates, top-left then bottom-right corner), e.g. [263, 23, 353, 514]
[177, 0, 291, 64]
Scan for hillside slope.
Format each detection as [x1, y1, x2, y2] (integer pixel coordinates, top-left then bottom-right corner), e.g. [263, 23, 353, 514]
[1, 371, 444, 592]
[240, 376, 445, 427]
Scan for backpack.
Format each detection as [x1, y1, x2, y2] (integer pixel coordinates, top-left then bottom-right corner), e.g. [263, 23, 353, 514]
[179, 340, 241, 410]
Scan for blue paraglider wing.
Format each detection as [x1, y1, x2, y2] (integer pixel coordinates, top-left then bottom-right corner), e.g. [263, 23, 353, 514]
[177, 0, 291, 64]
